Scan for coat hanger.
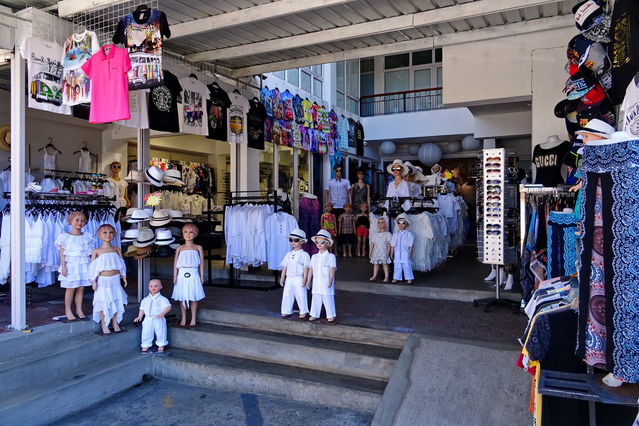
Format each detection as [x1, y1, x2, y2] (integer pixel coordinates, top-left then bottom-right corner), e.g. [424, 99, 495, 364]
[134, 4, 150, 16]
[39, 137, 61, 154]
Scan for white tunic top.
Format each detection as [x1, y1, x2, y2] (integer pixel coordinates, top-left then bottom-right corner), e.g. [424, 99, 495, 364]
[280, 249, 310, 278]
[176, 249, 200, 269]
[88, 251, 126, 280]
[265, 212, 298, 270]
[140, 293, 171, 318]
[309, 250, 337, 295]
[391, 230, 414, 264]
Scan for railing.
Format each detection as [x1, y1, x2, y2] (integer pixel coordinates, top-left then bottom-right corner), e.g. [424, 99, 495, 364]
[359, 87, 443, 117]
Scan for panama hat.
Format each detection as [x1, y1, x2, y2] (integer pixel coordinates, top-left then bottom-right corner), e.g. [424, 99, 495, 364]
[574, 118, 615, 138]
[311, 229, 334, 247]
[149, 209, 172, 227]
[121, 228, 139, 243]
[145, 166, 164, 187]
[395, 213, 411, 227]
[133, 227, 156, 247]
[386, 159, 409, 176]
[288, 228, 307, 243]
[154, 228, 175, 246]
[163, 169, 184, 186]
[123, 244, 139, 257]
[168, 209, 187, 222]
[127, 208, 150, 223]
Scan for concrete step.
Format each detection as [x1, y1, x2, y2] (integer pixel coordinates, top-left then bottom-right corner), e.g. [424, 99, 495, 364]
[0, 350, 150, 426]
[171, 322, 398, 381]
[155, 347, 384, 413]
[0, 326, 139, 393]
[198, 309, 407, 349]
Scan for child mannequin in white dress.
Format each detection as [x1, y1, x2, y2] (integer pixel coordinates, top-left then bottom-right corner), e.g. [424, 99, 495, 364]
[369, 217, 392, 282]
[172, 223, 205, 327]
[89, 224, 128, 335]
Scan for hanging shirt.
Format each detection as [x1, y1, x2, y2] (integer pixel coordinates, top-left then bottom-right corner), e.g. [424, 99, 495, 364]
[280, 90, 295, 121]
[81, 45, 131, 124]
[608, 0, 639, 105]
[149, 70, 182, 132]
[309, 250, 337, 295]
[61, 30, 100, 106]
[621, 79, 639, 136]
[532, 141, 570, 187]
[19, 37, 70, 115]
[302, 99, 314, 128]
[247, 99, 267, 150]
[260, 86, 272, 116]
[118, 89, 149, 129]
[265, 212, 298, 270]
[112, 8, 170, 90]
[355, 121, 365, 156]
[178, 76, 209, 136]
[337, 116, 349, 152]
[271, 88, 282, 119]
[293, 94, 304, 124]
[227, 92, 250, 144]
[347, 118, 357, 148]
[206, 84, 232, 141]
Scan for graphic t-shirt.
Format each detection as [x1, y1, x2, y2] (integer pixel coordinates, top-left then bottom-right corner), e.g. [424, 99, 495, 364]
[302, 99, 314, 128]
[149, 70, 182, 132]
[532, 141, 571, 187]
[264, 116, 273, 142]
[260, 86, 272, 116]
[20, 37, 70, 115]
[206, 84, 232, 141]
[356, 121, 365, 156]
[280, 90, 295, 121]
[61, 31, 100, 106]
[293, 94, 304, 124]
[318, 106, 330, 133]
[292, 124, 302, 149]
[81, 45, 131, 123]
[247, 99, 267, 150]
[347, 118, 357, 148]
[271, 88, 282, 119]
[621, 79, 639, 136]
[227, 92, 250, 143]
[118, 89, 149, 129]
[337, 115, 349, 151]
[178, 76, 210, 136]
[113, 8, 170, 90]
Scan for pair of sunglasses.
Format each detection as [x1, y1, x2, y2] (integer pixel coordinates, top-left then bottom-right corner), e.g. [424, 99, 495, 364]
[397, 220, 408, 225]
[487, 179, 501, 184]
[487, 196, 501, 201]
[289, 238, 302, 243]
[486, 202, 500, 208]
[486, 157, 501, 161]
[391, 167, 403, 172]
[485, 163, 501, 168]
[486, 224, 501, 230]
[486, 230, 501, 235]
[315, 239, 329, 245]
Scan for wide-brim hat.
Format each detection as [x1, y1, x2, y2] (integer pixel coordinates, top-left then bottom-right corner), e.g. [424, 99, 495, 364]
[149, 208, 172, 227]
[154, 228, 176, 246]
[288, 228, 307, 242]
[395, 213, 411, 226]
[122, 207, 137, 221]
[145, 166, 164, 187]
[163, 169, 184, 186]
[574, 118, 615, 138]
[121, 228, 139, 243]
[311, 229, 334, 247]
[127, 208, 150, 223]
[386, 159, 408, 176]
[168, 209, 187, 222]
[403, 161, 417, 175]
[587, 131, 636, 146]
[133, 227, 156, 247]
[123, 244, 139, 257]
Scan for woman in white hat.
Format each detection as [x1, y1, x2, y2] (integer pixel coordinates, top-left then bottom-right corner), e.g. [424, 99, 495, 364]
[306, 229, 338, 323]
[385, 159, 411, 199]
[279, 229, 311, 319]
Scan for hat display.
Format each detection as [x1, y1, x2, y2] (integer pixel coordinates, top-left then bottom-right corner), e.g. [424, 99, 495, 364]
[395, 213, 411, 226]
[311, 229, 334, 247]
[554, 99, 579, 119]
[576, 98, 615, 127]
[567, 68, 597, 100]
[133, 227, 156, 247]
[121, 228, 139, 243]
[574, 118, 615, 138]
[127, 209, 150, 223]
[122, 207, 137, 221]
[149, 209, 172, 227]
[163, 169, 184, 186]
[154, 228, 176, 246]
[572, 0, 605, 33]
[168, 209, 187, 222]
[288, 228, 307, 242]
[145, 166, 164, 187]
[386, 159, 409, 176]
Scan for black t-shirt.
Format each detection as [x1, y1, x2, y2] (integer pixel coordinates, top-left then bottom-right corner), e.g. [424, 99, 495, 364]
[149, 70, 182, 132]
[355, 121, 365, 156]
[532, 141, 571, 187]
[206, 84, 231, 141]
[247, 99, 267, 150]
[347, 118, 357, 148]
[609, 0, 639, 105]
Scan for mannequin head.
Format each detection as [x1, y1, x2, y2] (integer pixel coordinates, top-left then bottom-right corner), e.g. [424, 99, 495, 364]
[575, 119, 615, 143]
[110, 162, 122, 179]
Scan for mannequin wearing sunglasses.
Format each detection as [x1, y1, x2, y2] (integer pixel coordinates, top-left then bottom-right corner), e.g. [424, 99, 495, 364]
[107, 161, 131, 208]
[384, 160, 411, 211]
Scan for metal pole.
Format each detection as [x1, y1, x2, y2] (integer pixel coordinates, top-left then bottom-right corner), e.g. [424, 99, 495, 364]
[292, 147, 299, 219]
[10, 52, 26, 330]
[137, 128, 150, 302]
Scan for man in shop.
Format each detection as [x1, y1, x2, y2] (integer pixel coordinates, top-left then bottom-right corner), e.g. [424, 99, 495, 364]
[324, 164, 351, 218]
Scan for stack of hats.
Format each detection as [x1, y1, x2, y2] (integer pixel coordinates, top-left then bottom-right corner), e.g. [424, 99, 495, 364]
[163, 169, 184, 186]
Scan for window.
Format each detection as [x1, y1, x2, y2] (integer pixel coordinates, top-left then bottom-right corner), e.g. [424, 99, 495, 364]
[300, 70, 311, 93]
[313, 78, 322, 97]
[273, 70, 285, 80]
[360, 74, 374, 97]
[360, 58, 374, 73]
[412, 50, 432, 66]
[435, 48, 442, 63]
[336, 92, 345, 109]
[286, 68, 299, 87]
[311, 65, 322, 75]
[384, 70, 409, 92]
[414, 69, 432, 90]
[335, 59, 359, 115]
[384, 53, 409, 70]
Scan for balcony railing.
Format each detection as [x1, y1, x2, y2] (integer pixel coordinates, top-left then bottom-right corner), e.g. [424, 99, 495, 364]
[359, 87, 443, 117]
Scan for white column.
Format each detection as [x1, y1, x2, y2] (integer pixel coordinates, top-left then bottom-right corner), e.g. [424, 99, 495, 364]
[292, 147, 299, 219]
[246, 146, 260, 191]
[272, 144, 279, 190]
[137, 129, 150, 301]
[10, 51, 26, 330]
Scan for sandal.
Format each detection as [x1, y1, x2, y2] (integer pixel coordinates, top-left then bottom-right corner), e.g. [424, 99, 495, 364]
[308, 316, 319, 322]
[140, 348, 151, 355]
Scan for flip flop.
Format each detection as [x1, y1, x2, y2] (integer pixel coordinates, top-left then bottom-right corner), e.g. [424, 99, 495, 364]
[155, 348, 168, 355]
[308, 317, 319, 322]
[140, 349, 151, 355]
[327, 319, 338, 325]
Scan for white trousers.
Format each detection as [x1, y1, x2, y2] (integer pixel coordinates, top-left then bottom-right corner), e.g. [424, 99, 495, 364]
[281, 277, 309, 315]
[310, 293, 336, 319]
[393, 260, 414, 281]
[141, 316, 168, 348]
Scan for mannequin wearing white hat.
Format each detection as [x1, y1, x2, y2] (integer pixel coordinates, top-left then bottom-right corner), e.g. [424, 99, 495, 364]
[390, 214, 414, 284]
[279, 229, 311, 319]
[107, 161, 131, 208]
[306, 230, 338, 323]
[385, 159, 411, 210]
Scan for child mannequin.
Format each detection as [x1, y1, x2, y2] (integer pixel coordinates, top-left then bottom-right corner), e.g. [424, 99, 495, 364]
[172, 223, 205, 327]
[320, 203, 337, 254]
[54, 211, 95, 321]
[369, 217, 392, 282]
[390, 213, 415, 284]
[279, 228, 310, 319]
[338, 202, 356, 257]
[355, 202, 370, 257]
[134, 279, 171, 354]
[89, 224, 128, 335]
[306, 229, 337, 324]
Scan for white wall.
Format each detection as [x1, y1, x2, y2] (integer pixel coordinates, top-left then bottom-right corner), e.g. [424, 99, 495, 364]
[474, 110, 531, 139]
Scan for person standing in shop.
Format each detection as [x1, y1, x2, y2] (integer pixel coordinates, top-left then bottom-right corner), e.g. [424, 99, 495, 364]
[324, 164, 351, 219]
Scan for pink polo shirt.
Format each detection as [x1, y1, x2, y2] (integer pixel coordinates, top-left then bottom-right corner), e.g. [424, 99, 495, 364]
[82, 44, 131, 124]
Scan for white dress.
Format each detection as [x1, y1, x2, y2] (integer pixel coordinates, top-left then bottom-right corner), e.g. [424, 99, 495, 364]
[370, 232, 392, 264]
[54, 233, 94, 288]
[172, 249, 205, 306]
[89, 252, 127, 324]
[78, 150, 92, 173]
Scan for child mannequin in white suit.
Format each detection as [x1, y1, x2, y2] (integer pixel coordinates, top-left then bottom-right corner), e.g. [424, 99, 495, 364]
[279, 228, 311, 319]
[390, 213, 414, 284]
[134, 279, 172, 354]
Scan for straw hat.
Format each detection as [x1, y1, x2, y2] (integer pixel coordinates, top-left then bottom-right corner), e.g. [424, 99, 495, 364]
[155, 228, 176, 246]
[288, 228, 307, 243]
[168, 209, 187, 222]
[403, 161, 417, 175]
[311, 229, 334, 247]
[121, 228, 139, 243]
[133, 227, 156, 247]
[574, 118, 615, 138]
[145, 166, 164, 187]
[149, 209, 172, 227]
[413, 166, 428, 182]
[127, 209, 150, 223]
[386, 159, 409, 176]
[163, 169, 184, 186]
[395, 213, 411, 226]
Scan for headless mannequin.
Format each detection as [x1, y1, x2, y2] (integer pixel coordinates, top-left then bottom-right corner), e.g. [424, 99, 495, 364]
[531, 135, 568, 183]
[108, 162, 131, 208]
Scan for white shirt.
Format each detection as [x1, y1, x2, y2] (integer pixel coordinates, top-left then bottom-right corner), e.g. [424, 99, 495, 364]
[280, 249, 310, 279]
[119, 89, 149, 129]
[325, 178, 351, 208]
[178, 76, 210, 136]
[309, 250, 337, 295]
[622, 79, 639, 137]
[140, 293, 171, 318]
[391, 230, 414, 263]
[228, 92, 251, 143]
[265, 212, 298, 270]
[386, 180, 411, 198]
